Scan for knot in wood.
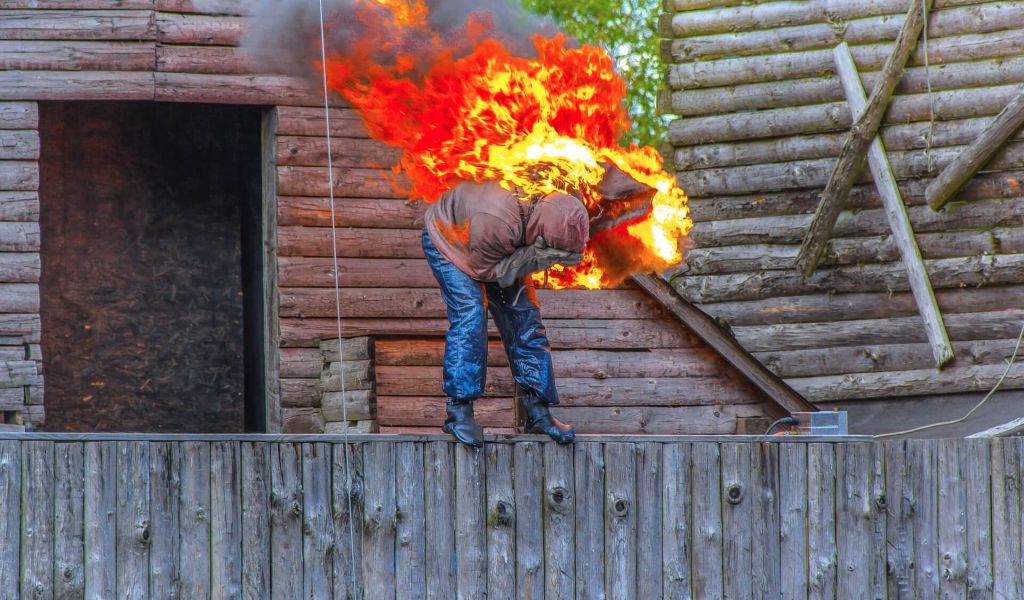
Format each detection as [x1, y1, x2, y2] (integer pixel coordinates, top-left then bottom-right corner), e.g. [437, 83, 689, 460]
[874, 494, 887, 511]
[726, 483, 744, 505]
[608, 495, 630, 517]
[139, 522, 151, 544]
[489, 500, 514, 527]
[548, 486, 570, 513]
[62, 567, 75, 581]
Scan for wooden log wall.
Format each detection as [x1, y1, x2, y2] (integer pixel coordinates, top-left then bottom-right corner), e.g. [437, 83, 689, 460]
[0, 434, 1021, 598]
[661, 0, 1024, 405]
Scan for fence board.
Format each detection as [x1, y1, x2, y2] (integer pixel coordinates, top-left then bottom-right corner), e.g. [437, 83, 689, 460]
[575, 442, 604, 600]
[84, 442, 116, 599]
[544, 443, 575, 600]
[963, 439, 993, 599]
[604, 442, 637, 600]
[751, 442, 781, 599]
[991, 438, 1023, 598]
[269, 442, 302, 599]
[332, 443, 364, 600]
[485, 444, 515, 600]
[691, 442, 724, 598]
[721, 442, 753, 600]
[938, 439, 968, 599]
[21, 440, 53, 599]
[396, 442, 426, 600]
[912, 440, 940, 598]
[363, 442, 397, 599]
[53, 443, 84, 600]
[886, 440, 915, 599]
[116, 441, 150, 600]
[423, 442, 455, 599]
[240, 442, 270, 600]
[779, 443, 808, 600]
[455, 444, 486, 599]
[0, 440, 16, 593]
[637, 442, 664, 600]
[513, 443, 543, 600]
[149, 443, 181, 599]
[301, 442, 333, 600]
[661, 443, 688, 599]
[807, 443, 837, 600]
[836, 442, 877, 600]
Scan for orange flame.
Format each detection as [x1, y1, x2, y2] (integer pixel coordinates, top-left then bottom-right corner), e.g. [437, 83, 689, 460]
[319, 1, 691, 288]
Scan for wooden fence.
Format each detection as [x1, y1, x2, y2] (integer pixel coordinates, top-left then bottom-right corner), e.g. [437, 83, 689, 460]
[0, 433, 1021, 599]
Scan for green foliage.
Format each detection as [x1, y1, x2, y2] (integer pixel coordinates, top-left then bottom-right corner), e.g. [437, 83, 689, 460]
[521, 0, 668, 148]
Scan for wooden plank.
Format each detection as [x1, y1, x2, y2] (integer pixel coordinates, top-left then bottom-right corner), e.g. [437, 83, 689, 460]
[807, 443, 837, 600]
[835, 442, 879, 600]
[319, 336, 373, 362]
[485, 443, 515, 600]
[332, 442, 364, 600]
[720, 442, 753, 600]
[210, 442, 242, 600]
[928, 87, 1024, 209]
[270, 443, 302, 597]
[318, 359, 373, 392]
[423, 442, 455, 598]
[84, 442, 116, 599]
[0, 40, 156, 72]
[277, 225, 420, 258]
[963, 439, 993, 599]
[543, 442, 575, 600]
[937, 440, 968, 599]
[991, 438, 1023, 598]
[911, 441, 940, 597]
[278, 195, 423, 229]
[574, 442, 604, 600]
[21, 440, 54, 598]
[690, 442, 724, 598]
[276, 166, 405, 198]
[0, 102, 37, 129]
[0, 193, 37, 224]
[660, 443, 687, 599]
[363, 443, 397, 599]
[604, 442, 637, 600]
[0, 162, 37, 192]
[155, 44, 261, 75]
[454, 444, 486, 599]
[377, 396, 512, 429]
[0, 70, 156, 101]
[0, 10, 156, 40]
[751, 442, 781, 598]
[149, 442, 180, 600]
[53, 443, 85, 599]
[156, 0, 250, 15]
[869, 444, 888, 600]
[886, 440, 915, 599]
[0, 440, 18, 593]
[637, 442, 664, 600]
[277, 136, 401, 168]
[275, 106, 366, 138]
[179, 441, 211, 599]
[278, 257, 437, 288]
[301, 442, 334, 600]
[262, 107, 281, 434]
[155, 13, 246, 45]
[0, 130, 37, 161]
[116, 441, 150, 600]
[321, 390, 374, 422]
[395, 442, 426, 600]
[513, 442, 543, 600]
[153, 73, 320, 106]
[778, 443, 808, 600]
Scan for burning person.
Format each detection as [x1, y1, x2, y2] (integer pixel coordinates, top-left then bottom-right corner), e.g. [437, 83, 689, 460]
[422, 179, 587, 447]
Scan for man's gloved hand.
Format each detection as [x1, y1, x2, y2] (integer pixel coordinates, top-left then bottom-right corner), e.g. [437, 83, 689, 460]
[495, 235, 582, 288]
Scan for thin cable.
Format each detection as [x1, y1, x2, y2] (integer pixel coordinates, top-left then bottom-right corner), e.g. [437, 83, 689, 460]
[316, 1, 359, 596]
[874, 319, 1024, 439]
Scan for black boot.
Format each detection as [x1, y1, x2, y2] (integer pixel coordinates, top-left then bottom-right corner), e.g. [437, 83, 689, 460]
[521, 392, 575, 444]
[442, 398, 483, 448]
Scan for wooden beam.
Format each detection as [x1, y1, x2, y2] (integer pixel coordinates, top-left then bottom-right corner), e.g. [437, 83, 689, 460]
[796, 0, 932, 276]
[926, 86, 1024, 210]
[630, 273, 815, 415]
[829, 42, 954, 368]
[967, 416, 1024, 438]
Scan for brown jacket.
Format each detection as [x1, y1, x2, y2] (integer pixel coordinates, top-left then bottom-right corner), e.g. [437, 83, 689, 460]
[424, 181, 589, 282]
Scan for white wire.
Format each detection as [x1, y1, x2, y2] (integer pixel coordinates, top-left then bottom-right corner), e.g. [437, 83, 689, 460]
[316, 1, 359, 596]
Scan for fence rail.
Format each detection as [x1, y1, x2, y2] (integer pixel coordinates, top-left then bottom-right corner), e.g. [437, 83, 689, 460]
[0, 435, 1019, 599]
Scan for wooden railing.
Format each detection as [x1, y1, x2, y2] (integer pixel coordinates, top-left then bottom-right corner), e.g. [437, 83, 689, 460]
[0, 433, 1019, 599]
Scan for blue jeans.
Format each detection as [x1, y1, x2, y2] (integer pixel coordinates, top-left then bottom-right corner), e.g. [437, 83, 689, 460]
[421, 229, 559, 405]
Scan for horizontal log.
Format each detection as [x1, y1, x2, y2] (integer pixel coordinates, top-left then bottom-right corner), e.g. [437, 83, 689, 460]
[0, 10, 155, 41]
[156, 0, 252, 15]
[667, 28, 1024, 90]
[3, 1, 152, 7]
[377, 396, 513, 428]
[664, 55, 1024, 118]
[0, 386, 25, 411]
[276, 166, 405, 198]
[0, 346, 27, 361]
[0, 161, 37, 191]
[277, 196, 424, 229]
[279, 347, 323, 379]
[0, 252, 40, 282]
[279, 378, 318, 408]
[662, 0, 975, 38]
[787, 362, 1024, 401]
[320, 359, 374, 393]
[664, 0, 746, 11]
[0, 130, 37, 160]
[277, 226, 421, 258]
[0, 103, 36, 129]
[277, 256, 437, 288]
[0, 313, 40, 343]
[0, 70, 155, 101]
[668, 84, 1024, 146]
[376, 365, 760, 405]
[276, 136, 402, 168]
[280, 318, 701, 349]
[274, 106, 364, 137]
[279, 287, 666, 319]
[0, 223, 40, 252]
[318, 336, 373, 362]
[374, 339, 727, 377]
[324, 420, 379, 434]
[155, 44, 262, 75]
[731, 308, 1024, 352]
[0, 40, 156, 72]
[550, 404, 773, 435]
[756, 337, 1024, 378]
[155, 13, 246, 45]
[321, 389, 374, 422]
[153, 73, 322, 106]
[699, 283, 1024, 327]
[0, 360, 36, 388]
[281, 407, 324, 433]
[0, 283, 39, 313]
[678, 253, 1024, 304]
[660, 2, 1024, 62]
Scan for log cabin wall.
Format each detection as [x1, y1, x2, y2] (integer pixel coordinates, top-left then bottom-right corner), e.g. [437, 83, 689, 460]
[0, 0, 786, 434]
[660, 0, 1024, 415]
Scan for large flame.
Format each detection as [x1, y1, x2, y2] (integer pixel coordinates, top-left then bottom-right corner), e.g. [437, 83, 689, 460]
[320, 0, 692, 288]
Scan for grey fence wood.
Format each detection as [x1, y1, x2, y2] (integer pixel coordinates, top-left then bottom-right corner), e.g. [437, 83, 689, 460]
[0, 436, 1022, 599]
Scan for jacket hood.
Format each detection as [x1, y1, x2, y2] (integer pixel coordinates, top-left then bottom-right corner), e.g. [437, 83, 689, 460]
[526, 193, 589, 254]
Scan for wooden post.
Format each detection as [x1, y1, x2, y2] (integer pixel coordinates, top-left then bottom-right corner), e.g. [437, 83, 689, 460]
[830, 43, 954, 368]
[796, 0, 933, 276]
[926, 86, 1024, 210]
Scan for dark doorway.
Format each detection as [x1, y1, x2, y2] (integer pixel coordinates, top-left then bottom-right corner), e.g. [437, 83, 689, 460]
[38, 102, 266, 432]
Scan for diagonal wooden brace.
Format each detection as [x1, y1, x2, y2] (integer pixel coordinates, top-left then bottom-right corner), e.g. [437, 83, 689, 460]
[832, 42, 954, 368]
[796, 0, 933, 276]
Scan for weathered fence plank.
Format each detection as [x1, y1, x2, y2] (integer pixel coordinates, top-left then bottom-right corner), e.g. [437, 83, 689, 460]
[938, 439, 968, 599]
[807, 443, 837, 600]
[150, 443, 182, 599]
[0, 440, 19, 593]
[544, 443, 575, 600]
[962, 439, 993, 599]
[301, 442, 333, 600]
[912, 440, 940, 598]
[455, 444, 486, 599]
[691, 442, 724, 599]
[721, 442, 753, 599]
[84, 442, 116, 599]
[53, 443, 84, 600]
[362, 442, 397, 599]
[269, 442, 302, 599]
[604, 442, 637, 600]
[751, 442, 781, 599]
[991, 438, 1023, 598]
[636, 442, 663, 600]
[886, 440, 915, 599]
[116, 441, 150, 600]
[575, 442, 605, 600]
[423, 442, 455, 599]
[332, 442, 365, 600]
[21, 440, 54, 599]
[836, 442, 878, 599]
[779, 443, 808, 600]
[661, 442, 689, 599]
[513, 442, 543, 600]
[485, 444, 515, 600]
[240, 442, 270, 600]
[396, 442, 426, 600]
